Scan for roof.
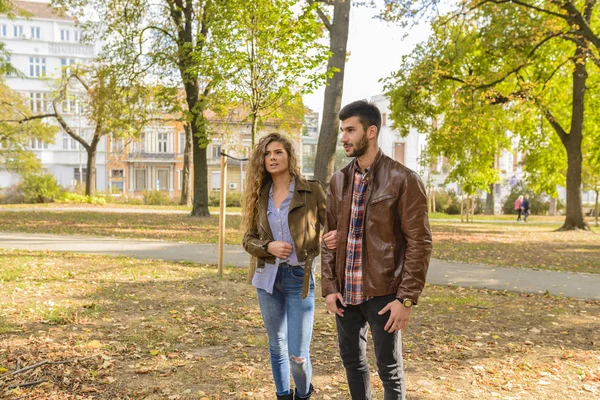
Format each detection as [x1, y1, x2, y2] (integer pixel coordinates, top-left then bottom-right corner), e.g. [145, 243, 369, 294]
[12, 1, 75, 22]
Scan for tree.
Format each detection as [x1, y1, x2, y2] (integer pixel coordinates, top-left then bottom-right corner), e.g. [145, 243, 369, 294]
[383, 1, 600, 230]
[311, 0, 351, 188]
[54, 0, 250, 217]
[0, 83, 56, 173]
[228, 0, 329, 147]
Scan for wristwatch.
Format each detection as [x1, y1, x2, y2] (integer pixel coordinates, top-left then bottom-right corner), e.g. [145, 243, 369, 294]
[398, 298, 414, 308]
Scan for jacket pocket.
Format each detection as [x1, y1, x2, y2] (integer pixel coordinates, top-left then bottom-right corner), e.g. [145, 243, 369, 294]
[371, 194, 395, 205]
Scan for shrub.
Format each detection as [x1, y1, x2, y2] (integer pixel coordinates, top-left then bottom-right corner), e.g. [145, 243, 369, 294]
[208, 190, 242, 207]
[434, 189, 461, 214]
[18, 173, 62, 203]
[56, 192, 106, 205]
[142, 190, 176, 206]
[0, 185, 25, 204]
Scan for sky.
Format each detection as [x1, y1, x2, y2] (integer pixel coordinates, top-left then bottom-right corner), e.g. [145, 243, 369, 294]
[303, 5, 433, 115]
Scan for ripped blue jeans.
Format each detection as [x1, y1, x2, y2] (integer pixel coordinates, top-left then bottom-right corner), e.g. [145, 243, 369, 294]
[256, 263, 315, 397]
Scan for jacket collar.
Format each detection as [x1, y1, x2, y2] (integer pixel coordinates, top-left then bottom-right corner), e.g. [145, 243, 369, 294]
[342, 148, 385, 178]
[258, 175, 311, 210]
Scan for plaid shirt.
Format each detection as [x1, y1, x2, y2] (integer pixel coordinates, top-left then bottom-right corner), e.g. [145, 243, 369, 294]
[343, 165, 371, 305]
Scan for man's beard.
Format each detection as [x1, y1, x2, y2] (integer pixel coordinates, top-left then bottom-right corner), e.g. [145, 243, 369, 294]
[349, 133, 369, 158]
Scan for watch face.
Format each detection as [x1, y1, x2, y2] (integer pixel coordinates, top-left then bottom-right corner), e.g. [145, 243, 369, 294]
[403, 299, 413, 307]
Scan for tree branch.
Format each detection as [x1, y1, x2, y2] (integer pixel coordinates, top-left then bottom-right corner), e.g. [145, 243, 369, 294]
[0, 113, 57, 123]
[559, 0, 600, 49]
[308, 0, 332, 32]
[542, 107, 568, 142]
[483, 0, 570, 21]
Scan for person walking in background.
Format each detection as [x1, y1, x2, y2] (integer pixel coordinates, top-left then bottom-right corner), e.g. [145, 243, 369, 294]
[522, 194, 531, 223]
[242, 133, 336, 400]
[321, 100, 432, 399]
[514, 195, 523, 221]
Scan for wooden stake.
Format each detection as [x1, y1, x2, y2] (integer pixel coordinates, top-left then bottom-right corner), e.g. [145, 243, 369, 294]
[218, 153, 227, 277]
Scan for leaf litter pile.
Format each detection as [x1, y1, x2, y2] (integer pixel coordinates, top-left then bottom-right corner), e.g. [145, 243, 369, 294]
[0, 249, 599, 399]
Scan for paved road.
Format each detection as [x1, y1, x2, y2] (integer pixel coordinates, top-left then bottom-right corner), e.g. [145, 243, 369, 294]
[1, 232, 598, 301]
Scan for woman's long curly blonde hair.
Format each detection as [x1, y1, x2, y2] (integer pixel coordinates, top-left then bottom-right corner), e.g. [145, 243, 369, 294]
[242, 133, 301, 231]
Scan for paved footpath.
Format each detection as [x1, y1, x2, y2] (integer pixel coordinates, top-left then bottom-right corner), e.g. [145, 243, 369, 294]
[1, 232, 598, 301]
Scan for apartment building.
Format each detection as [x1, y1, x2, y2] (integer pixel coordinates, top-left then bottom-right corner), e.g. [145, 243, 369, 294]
[0, 0, 102, 189]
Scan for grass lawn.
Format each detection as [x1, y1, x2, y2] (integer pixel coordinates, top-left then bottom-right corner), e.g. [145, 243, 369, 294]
[0, 250, 598, 399]
[0, 210, 598, 274]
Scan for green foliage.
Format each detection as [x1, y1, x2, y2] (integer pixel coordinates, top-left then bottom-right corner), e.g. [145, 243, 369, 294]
[18, 172, 62, 203]
[208, 191, 242, 208]
[0, 83, 56, 173]
[55, 192, 107, 205]
[226, 0, 329, 143]
[383, 0, 600, 228]
[142, 190, 176, 206]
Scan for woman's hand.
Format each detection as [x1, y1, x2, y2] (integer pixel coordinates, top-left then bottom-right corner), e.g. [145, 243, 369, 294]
[266, 241, 292, 259]
[322, 230, 337, 250]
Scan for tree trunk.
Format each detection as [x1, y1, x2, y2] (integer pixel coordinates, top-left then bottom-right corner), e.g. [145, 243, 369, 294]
[557, 46, 588, 231]
[191, 121, 210, 217]
[460, 194, 464, 222]
[548, 197, 557, 216]
[251, 111, 259, 148]
[86, 133, 100, 197]
[313, 0, 351, 189]
[595, 189, 599, 226]
[180, 122, 193, 206]
[485, 183, 495, 215]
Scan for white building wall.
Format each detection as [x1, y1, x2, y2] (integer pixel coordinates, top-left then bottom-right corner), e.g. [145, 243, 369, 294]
[1, 2, 102, 191]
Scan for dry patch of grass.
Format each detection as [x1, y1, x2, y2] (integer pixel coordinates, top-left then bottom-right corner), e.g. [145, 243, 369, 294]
[0, 211, 243, 244]
[0, 250, 598, 399]
[431, 221, 600, 274]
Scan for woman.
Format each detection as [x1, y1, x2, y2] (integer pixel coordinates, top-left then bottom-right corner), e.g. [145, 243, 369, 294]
[242, 133, 335, 400]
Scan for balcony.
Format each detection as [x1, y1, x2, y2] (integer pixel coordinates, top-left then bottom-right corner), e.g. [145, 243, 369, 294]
[127, 152, 177, 162]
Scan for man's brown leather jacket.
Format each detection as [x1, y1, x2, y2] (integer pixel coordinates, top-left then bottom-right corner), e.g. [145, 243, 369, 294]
[321, 150, 432, 304]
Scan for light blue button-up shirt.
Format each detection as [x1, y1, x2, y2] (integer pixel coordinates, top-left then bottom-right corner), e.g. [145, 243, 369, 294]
[252, 179, 307, 293]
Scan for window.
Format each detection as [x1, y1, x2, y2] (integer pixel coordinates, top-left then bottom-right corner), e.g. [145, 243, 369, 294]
[31, 138, 49, 149]
[135, 169, 146, 190]
[157, 133, 168, 153]
[62, 132, 79, 150]
[74, 30, 81, 42]
[29, 93, 48, 112]
[381, 113, 387, 127]
[60, 29, 70, 41]
[29, 57, 46, 77]
[156, 169, 169, 191]
[211, 144, 222, 159]
[111, 181, 124, 193]
[74, 168, 87, 183]
[111, 169, 124, 178]
[0, 25, 7, 37]
[111, 137, 124, 153]
[13, 25, 23, 37]
[211, 171, 220, 190]
[62, 132, 70, 149]
[60, 58, 75, 75]
[178, 132, 186, 154]
[30, 26, 40, 39]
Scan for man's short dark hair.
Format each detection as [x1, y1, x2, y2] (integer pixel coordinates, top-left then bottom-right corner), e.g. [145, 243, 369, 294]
[338, 100, 382, 136]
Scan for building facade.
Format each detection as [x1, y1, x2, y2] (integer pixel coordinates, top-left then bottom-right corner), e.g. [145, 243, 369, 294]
[0, 0, 103, 190]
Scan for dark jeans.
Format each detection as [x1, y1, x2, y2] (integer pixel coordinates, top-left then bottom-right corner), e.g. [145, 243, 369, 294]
[517, 209, 522, 220]
[335, 294, 405, 400]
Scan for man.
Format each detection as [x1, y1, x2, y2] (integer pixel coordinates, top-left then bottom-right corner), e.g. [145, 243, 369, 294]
[521, 194, 530, 223]
[321, 100, 432, 400]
